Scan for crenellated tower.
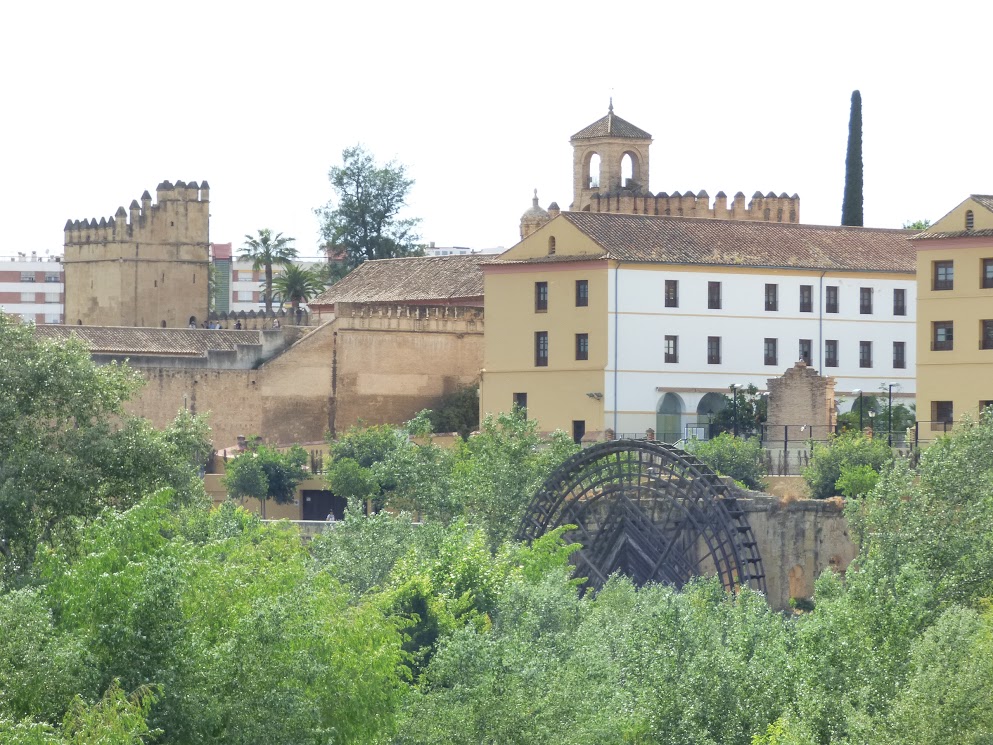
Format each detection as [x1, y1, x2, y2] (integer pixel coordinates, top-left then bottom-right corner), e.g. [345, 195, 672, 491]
[63, 180, 210, 327]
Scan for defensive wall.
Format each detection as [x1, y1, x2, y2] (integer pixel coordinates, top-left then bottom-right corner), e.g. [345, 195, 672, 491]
[123, 303, 484, 448]
[582, 189, 800, 223]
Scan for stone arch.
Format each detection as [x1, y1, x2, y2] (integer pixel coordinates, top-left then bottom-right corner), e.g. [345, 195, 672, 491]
[517, 439, 766, 595]
[584, 151, 601, 189]
[657, 392, 684, 443]
[620, 150, 643, 188]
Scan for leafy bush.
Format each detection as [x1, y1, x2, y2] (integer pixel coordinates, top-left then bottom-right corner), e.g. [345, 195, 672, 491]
[687, 433, 765, 490]
[836, 463, 880, 498]
[803, 433, 892, 500]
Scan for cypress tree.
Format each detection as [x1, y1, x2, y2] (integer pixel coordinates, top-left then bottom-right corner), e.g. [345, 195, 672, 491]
[841, 90, 863, 226]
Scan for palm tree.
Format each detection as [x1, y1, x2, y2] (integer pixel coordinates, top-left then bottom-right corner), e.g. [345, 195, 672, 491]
[240, 229, 298, 314]
[272, 265, 325, 314]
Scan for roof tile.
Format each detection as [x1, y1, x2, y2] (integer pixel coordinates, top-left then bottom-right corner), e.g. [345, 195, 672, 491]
[33, 326, 262, 356]
[540, 213, 916, 272]
[311, 255, 496, 305]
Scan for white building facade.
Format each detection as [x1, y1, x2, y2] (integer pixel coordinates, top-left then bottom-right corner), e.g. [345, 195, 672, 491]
[605, 264, 916, 439]
[0, 253, 64, 324]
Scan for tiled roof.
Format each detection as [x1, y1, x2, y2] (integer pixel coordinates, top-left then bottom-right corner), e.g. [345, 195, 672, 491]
[970, 195, 993, 212]
[550, 213, 915, 272]
[311, 255, 497, 305]
[33, 326, 263, 356]
[571, 109, 652, 140]
[913, 227, 993, 241]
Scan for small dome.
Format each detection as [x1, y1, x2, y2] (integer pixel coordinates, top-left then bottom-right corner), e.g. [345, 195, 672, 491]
[521, 189, 549, 221]
[548, 202, 560, 211]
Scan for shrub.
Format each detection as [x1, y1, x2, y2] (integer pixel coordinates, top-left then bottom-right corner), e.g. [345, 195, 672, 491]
[686, 433, 764, 490]
[803, 433, 892, 500]
[836, 464, 880, 498]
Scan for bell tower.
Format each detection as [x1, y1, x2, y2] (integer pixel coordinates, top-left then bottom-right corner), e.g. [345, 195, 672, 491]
[570, 101, 652, 211]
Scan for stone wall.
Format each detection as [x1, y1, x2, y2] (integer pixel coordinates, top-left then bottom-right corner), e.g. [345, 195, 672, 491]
[741, 494, 857, 610]
[766, 361, 837, 443]
[123, 304, 484, 448]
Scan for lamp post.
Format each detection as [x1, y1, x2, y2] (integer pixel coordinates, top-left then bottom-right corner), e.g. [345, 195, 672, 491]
[730, 383, 745, 437]
[887, 382, 896, 446]
[852, 389, 863, 431]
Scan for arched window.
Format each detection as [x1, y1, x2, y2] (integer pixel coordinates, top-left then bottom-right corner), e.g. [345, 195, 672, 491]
[548, 236, 556, 255]
[621, 153, 634, 187]
[588, 153, 600, 188]
[966, 209, 975, 231]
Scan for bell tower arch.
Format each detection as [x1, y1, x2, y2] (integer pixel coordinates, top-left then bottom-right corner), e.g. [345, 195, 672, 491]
[570, 101, 652, 211]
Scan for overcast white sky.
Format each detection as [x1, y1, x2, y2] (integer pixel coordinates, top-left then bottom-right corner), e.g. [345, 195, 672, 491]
[2, 2, 991, 258]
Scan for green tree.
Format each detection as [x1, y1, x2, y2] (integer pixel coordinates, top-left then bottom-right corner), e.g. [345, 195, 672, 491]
[902, 218, 931, 231]
[223, 444, 308, 518]
[709, 384, 767, 438]
[803, 432, 892, 500]
[426, 385, 479, 439]
[687, 433, 765, 490]
[316, 145, 422, 273]
[842, 89, 863, 226]
[239, 229, 298, 314]
[270, 264, 325, 314]
[0, 314, 210, 577]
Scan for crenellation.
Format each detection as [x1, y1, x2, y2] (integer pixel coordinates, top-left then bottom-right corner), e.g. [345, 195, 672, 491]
[64, 180, 210, 327]
[582, 188, 800, 223]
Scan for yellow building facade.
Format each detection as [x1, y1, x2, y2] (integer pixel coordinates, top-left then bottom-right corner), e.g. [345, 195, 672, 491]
[913, 196, 993, 430]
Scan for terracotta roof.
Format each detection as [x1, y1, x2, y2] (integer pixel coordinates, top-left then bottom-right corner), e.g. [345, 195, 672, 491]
[311, 255, 497, 305]
[571, 108, 652, 140]
[33, 326, 263, 356]
[970, 195, 993, 212]
[913, 227, 993, 241]
[546, 213, 915, 272]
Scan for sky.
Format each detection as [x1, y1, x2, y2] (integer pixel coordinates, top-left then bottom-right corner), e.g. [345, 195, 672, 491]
[3, 2, 993, 259]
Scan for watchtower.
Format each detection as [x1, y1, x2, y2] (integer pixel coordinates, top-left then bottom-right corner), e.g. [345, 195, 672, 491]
[63, 180, 210, 328]
[570, 102, 652, 212]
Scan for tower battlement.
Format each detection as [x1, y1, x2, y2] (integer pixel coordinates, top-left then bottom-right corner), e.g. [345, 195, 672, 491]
[584, 189, 800, 223]
[63, 180, 210, 328]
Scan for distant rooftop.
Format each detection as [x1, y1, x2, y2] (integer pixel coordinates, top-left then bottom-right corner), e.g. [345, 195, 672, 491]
[34, 325, 263, 357]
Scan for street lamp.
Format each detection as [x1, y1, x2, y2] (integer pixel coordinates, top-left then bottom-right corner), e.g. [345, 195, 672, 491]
[730, 383, 746, 437]
[887, 382, 897, 446]
[852, 389, 863, 431]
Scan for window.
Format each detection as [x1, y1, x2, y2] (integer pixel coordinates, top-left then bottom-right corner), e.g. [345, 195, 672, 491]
[575, 279, 588, 307]
[765, 283, 778, 311]
[44, 293, 60, 303]
[825, 339, 839, 367]
[859, 341, 873, 368]
[859, 287, 873, 314]
[932, 400, 954, 427]
[983, 259, 993, 289]
[20, 272, 35, 283]
[933, 260, 954, 291]
[933, 321, 954, 351]
[44, 273, 60, 283]
[825, 285, 839, 313]
[535, 282, 548, 312]
[575, 333, 589, 361]
[893, 341, 906, 369]
[893, 288, 906, 316]
[799, 284, 813, 313]
[764, 338, 778, 366]
[665, 279, 678, 308]
[707, 336, 721, 365]
[572, 420, 586, 445]
[982, 320, 993, 350]
[664, 335, 678, 363]
[981, 401, 993, 414]
[236, 290, 254, 302]
[535, 331, 548, 366]
[799, 339, 812, 366]
[966, 209, 975, 231]
[548, 236, 556, 255]
[20, 292, 34, 302]
[513, 392, 527, 416]
[708, 281, 722, 309]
